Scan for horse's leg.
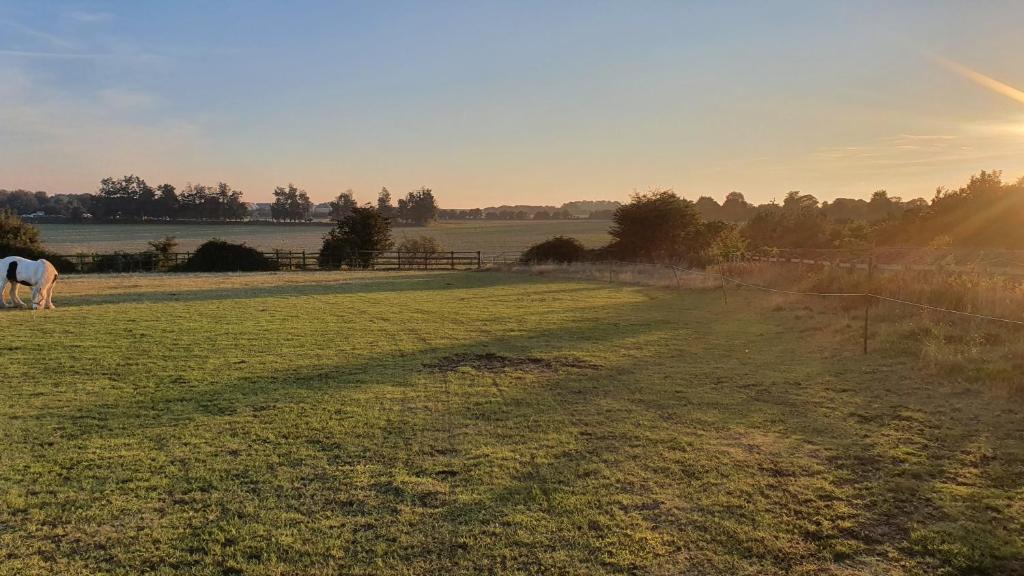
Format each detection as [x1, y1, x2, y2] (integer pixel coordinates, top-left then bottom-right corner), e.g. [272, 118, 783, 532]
[43, 278, 57, 309]
[30, 284, 41, 310]
[11, 284, 26, 308]
[0, 279, 7, 308]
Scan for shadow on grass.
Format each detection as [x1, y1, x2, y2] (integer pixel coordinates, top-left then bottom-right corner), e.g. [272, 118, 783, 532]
[30, 294, 669, 442]
[48, 271, 618, 308]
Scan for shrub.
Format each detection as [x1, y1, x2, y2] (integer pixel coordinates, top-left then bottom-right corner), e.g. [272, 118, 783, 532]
[0, 210, 41, 248]
[181, 239, 279, 272]
[397, 235, 444, 254]
[319, 206, 394, 269]
[0, 211, 77, 272]
[148, 236, 179, 270]
[397, 236, 445, 268]
[520, 236, 587, 264]
[91, 251, 160, 273]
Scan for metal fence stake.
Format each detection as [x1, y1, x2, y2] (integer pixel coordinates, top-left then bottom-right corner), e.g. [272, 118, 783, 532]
[863, 294, 870, 355]
[720, 268, 728, 304]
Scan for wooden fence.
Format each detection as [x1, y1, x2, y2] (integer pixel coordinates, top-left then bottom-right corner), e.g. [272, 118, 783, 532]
[59, 250, 483, 273]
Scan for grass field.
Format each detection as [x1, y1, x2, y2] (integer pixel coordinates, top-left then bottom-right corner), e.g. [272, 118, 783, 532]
[1, 271, 1022, 574]
[36, 220, 613, 255]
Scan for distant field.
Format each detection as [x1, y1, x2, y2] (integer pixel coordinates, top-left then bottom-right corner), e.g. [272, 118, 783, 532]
[1, 270, 1021, 573]
[37, 220, 613, 255]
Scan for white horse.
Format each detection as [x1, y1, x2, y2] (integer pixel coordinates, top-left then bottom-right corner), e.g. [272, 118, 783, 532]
[0, 256, 59, 310]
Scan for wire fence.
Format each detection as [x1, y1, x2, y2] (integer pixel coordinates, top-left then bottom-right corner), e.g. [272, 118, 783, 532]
[502, 259, 1024, 356]
[749, 248, 1024, 278]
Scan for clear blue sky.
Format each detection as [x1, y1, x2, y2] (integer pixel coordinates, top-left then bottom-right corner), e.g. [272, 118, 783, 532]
[2, 1, 1023, 206]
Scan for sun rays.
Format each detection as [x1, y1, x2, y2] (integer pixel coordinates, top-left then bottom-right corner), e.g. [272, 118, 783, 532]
[937, 57, 1024, 106]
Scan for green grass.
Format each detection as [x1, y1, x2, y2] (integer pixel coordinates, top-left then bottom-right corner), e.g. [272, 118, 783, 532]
[36, 219, 613, 255]
[1, 271, 1022, 574]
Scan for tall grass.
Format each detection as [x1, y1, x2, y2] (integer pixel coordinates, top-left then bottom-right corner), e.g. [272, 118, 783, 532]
[497, 261, 722, 289]
[506, 260, 1024, 393]
[723, 260, 1024, 320]
[725, 262, 1024, 393]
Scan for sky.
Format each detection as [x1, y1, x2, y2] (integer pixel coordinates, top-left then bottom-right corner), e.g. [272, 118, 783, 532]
[2, 1, 1024, 207]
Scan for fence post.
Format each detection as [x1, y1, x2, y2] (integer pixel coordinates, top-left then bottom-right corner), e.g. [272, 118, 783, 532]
[450, 250, 455, 270]
[302, 250, 307, 270]
[397, 250, 402, 270]
[477, 251, 482, 269]
[863, 294, 870, 355]
[720, 266, 728, 304]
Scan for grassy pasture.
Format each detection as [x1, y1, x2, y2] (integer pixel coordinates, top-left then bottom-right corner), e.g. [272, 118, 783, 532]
[36, 219, 613, 255]
[1, 271, 1022, 574]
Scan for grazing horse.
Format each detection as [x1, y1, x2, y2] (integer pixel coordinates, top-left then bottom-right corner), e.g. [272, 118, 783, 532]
[0, 256, 59, 310]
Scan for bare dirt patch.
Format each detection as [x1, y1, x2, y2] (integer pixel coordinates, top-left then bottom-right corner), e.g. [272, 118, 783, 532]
[424, 352, 598, 374]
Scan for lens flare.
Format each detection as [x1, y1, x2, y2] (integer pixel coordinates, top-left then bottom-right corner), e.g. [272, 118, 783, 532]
[937, 57, 1024, 106]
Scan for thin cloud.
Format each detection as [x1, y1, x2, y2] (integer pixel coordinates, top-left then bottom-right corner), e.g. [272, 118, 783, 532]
[937, 57, 1024, 106]
[0, 19, 77, 50]
[0, 49, 107, 59]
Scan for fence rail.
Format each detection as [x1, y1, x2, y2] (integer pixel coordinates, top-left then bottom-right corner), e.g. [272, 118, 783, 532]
[57, 250, 483, 273]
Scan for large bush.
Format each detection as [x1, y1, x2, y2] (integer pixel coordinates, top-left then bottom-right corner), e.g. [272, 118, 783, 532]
[181, 239, 279, 272]
[606, 189, 731, 265]
[520, 236, 587, 264]
[319, 206, 394, 268]
[0, 209, 41, 247]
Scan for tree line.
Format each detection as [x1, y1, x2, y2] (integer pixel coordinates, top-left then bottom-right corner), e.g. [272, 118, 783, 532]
[734, 171, 1024, 250]
[5, 170, 1023, 249]
[0, 177, 440, 226]
[522, 170, 1024, 267]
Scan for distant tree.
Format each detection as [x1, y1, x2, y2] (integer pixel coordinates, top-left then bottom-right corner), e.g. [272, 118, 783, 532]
[178, 183, 212, 220]
[694, 196, 722, 221]
[377, 187, 395, 219]
[721, 191, 756, 222]
[271, 184, 313, 222]
[154, 184, 179, 219]
[214, 182, 248, 220]
[0, 190, 40, 215]
[96, 175, 154, 219]
[329, 190, 358, 221]
[397, 187, 438, 225]
[319, 206, 394, 268]
[742, 201, 831, 249]
[607, 189, 709, 263]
